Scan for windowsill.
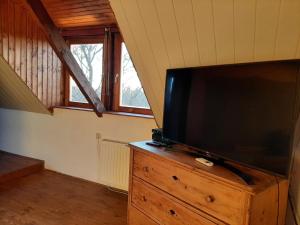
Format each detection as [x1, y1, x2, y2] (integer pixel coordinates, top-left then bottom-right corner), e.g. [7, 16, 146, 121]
[53, 106, 155, 119]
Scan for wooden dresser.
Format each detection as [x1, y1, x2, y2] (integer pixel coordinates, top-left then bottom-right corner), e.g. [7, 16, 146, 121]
[128, 141, 289, 225]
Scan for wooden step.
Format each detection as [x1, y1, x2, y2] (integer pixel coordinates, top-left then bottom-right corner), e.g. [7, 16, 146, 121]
[0, 150, 44, 183]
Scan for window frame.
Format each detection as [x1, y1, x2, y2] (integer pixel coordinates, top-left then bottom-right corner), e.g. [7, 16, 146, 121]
[64, 37, 105, 109]
[111, 33, 152, 115]
[63, 30, 152, 116]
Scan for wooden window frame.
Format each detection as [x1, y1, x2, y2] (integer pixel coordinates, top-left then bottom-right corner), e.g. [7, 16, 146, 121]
[64, 37, 105, 109]
[111, 33, 152, 115]
[63, 30, 152, 116]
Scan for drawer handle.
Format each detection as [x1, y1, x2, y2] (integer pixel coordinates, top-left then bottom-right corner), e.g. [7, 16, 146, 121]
[205, 195, 215, 203]
[142, 196, 147, 202]
[143, 166, 149, 172]
[169, 209, 176, 216]
[172, 175, 179, 181]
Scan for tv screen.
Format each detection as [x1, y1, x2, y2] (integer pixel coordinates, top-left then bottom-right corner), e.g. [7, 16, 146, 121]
[163, 61, 300, 177]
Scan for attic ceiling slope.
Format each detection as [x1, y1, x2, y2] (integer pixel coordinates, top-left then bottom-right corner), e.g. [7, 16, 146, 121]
[0, 56, 50, 114]
[109, 0, 300, 127]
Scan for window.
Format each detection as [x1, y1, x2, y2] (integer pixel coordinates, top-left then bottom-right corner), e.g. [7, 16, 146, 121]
[65, 39, 104, 108]
[119, 43, 150, 109]
[65, 31, 151, 115]
[70, 43, 103, 103]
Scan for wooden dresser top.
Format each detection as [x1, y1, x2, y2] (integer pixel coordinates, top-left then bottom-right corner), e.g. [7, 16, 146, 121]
[129, 141, 285, 194]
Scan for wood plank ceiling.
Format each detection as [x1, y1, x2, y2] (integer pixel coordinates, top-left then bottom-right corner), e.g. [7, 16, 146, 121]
[110, 0, 300, 127]
[41, 0, 116, 28]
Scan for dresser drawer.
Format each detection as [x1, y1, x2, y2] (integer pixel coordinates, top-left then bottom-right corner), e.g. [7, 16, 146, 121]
[132, 177, 221, 225]
[128, 205, 158, 225]
[133, 150, 248, 225]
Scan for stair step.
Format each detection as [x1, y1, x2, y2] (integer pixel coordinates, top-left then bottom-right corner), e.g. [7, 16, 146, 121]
[0, 150, 44, 183]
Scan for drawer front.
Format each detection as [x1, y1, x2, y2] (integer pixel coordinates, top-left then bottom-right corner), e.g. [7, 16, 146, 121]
[133, 150, 247, 225]
[132, 178, 220, 225]
[129, 205, 158, 225]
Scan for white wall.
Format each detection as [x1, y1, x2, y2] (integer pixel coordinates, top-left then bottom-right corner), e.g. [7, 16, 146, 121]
[0, 107, 157, 183]
[1, 107, 299, 223]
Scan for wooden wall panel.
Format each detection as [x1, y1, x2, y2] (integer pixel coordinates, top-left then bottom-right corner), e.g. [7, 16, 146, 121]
[254, 0, 281, 60]
[1, 1, 8, 61]
[111, 0, 300, 126]
[26, 15, 32, 88]
[173, 0, 201, 66]
[274, 0, 300, 59]
[212, 0, 235, 64]
[234, 0, 256, 63]
[191, 0, 217, 65]
[136, 0, 170, 80]
[0, 0, 64, 109]
[154, 0, 184, 68]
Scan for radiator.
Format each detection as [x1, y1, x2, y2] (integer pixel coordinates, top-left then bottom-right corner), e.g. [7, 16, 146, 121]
[97, 138, 130, 191]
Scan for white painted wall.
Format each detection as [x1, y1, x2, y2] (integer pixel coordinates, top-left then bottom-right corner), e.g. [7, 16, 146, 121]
[0, 107, 157, 183]
[0, 107, 299, 223]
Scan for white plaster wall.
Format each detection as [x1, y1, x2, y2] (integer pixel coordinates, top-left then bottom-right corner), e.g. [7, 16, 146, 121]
[0, 107, 157, 183]
[0, 107, 299, 223]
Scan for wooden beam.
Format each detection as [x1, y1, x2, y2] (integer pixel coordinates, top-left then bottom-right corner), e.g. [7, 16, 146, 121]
[61, 25, 119, 38]
[23, 0, 105, 116]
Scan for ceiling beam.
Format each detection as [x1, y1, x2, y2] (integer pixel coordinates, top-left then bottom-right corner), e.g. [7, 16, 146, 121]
[23, 0, 105, 116]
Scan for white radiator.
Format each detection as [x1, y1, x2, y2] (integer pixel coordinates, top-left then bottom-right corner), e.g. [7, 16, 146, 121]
[97, 138, 130, 191]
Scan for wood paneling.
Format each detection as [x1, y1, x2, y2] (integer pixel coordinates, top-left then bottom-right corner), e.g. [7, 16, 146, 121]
[26, 0, 105, 116]
[0, 0, 63, 109]
[41, 0, 116, 28]
[110, 0, 300, 126]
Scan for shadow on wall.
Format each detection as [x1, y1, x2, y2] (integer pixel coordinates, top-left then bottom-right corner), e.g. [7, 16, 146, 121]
[0, 108, 34, 156]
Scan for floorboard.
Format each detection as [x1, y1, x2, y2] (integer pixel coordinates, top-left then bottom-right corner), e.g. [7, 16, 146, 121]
[0, 170, 128, 225]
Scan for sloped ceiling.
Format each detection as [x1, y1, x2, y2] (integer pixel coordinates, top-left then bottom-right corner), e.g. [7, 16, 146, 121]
[41, 0, 116, 28]
[0, 56, 50, 114]
[109, 0, 300, 126]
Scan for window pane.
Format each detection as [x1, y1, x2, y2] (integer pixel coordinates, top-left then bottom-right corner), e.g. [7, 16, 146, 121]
[69, 43, 103, 103]
[120, 43, 150, 109]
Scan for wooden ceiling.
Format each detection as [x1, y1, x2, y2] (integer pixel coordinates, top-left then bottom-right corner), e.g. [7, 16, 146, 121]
[41, 0, 116, 28]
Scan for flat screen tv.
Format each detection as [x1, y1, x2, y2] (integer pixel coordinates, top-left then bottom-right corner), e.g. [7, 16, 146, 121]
[163, 60, 300, 177]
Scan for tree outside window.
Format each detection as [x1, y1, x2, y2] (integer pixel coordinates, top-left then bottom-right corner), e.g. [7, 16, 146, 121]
[70, 43, 103, 103]
[120, 43, 150, 109]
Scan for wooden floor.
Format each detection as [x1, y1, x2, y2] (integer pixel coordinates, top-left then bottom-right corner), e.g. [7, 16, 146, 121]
[0, 170, 128, 225]
[0, 150, 44, 183]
